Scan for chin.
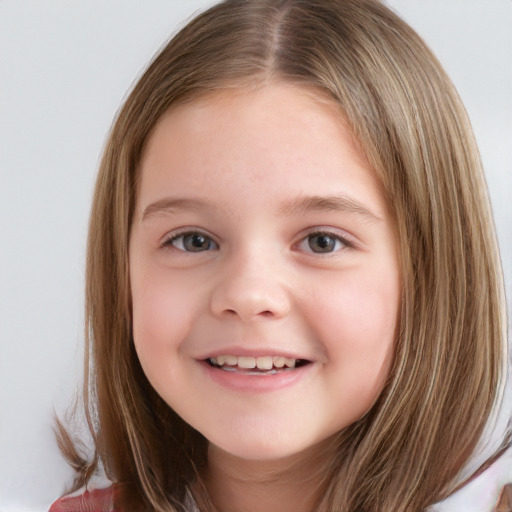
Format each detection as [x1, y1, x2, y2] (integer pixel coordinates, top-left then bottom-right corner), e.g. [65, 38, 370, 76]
[206, 426, 324, 463]
[222, 443, 300, 462]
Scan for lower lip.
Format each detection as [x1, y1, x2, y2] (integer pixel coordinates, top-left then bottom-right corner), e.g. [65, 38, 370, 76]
[199, 361, 313, 393]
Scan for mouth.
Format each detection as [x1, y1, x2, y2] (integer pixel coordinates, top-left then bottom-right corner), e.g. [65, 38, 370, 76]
[206, 355, 311, 375]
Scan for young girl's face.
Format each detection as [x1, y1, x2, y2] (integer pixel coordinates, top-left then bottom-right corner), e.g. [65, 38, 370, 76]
[129, 83, 400, 462]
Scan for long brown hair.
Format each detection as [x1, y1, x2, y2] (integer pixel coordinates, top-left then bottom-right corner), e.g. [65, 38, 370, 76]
[58, 1, 509, 510]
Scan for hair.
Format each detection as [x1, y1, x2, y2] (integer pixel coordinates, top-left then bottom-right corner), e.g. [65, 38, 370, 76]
[57, 0, 509, 511]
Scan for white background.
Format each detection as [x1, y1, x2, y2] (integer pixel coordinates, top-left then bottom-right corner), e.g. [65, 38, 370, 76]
[0, 1, 511, 511]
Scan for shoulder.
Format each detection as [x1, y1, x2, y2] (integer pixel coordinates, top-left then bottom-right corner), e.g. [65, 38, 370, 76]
[49, 481, 200, 512]
[49, 481, 119, 512]
[431, 447, 512, 511]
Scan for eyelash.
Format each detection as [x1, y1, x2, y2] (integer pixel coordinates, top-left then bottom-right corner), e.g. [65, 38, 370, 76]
[297, 230, 354, 254]
[161, 230, 219, 252]
[160, 229, 355, 255]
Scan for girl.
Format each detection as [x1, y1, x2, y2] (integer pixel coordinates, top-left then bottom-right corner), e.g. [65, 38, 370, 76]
[51, 0, 511, 511]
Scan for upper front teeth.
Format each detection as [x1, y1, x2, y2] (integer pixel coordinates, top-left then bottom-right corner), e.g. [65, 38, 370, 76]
[211, 355, 297, 369]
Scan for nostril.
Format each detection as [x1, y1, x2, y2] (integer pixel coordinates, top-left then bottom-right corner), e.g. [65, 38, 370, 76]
[210, 277, 291, 321]
[219, 308, 279, 320]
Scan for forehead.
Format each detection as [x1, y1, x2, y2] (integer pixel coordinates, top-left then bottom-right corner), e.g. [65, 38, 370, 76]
[136, 83, 386, 219]
[143, 81, 368, 167]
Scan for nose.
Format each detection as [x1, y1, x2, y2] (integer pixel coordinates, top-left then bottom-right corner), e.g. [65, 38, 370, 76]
[209, 249, 291, 322]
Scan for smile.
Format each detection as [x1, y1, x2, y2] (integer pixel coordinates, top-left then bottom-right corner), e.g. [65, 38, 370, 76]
[206, 355, 311, 374]
[200, 354, 315, 392]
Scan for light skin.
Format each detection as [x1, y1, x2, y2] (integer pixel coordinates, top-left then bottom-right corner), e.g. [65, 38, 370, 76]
[129, 83, 401, 512]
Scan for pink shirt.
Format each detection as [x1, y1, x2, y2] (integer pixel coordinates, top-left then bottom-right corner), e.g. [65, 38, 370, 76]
[49, 485, 118, 512]
[49, 482, 512, 511]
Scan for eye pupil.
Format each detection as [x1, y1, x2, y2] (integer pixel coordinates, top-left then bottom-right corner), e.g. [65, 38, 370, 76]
[309, 234, 336, 253]
[184, 233, 211, 252]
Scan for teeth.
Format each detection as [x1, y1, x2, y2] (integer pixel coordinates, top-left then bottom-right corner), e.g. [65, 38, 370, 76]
[210, 355, 300, 370]
[273, 356, 285, 368]
[216, 355, 237, 366]
[256, 356, 273, 370]
[283, 357, 296, 368]
[238, 356, 256, 369]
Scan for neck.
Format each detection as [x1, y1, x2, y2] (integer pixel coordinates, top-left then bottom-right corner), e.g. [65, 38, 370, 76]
[203, 441, 333, 512]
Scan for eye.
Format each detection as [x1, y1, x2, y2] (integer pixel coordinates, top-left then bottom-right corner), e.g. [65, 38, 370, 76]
[162, 231, 218, 252]
[299, 231, 351, 254]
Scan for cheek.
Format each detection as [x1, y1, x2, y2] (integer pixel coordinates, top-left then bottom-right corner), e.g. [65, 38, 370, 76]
[315, 269, 398, 337]
[309, 270, 399, 390]
[130, 267, 208, 403]
[130, 267, 198, 363]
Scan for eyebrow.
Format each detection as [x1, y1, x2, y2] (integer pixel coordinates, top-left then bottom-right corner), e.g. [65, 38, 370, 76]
[141, 194, 382, 222]
[278, 195, 382, 222]
[141, 197, 209, 222]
